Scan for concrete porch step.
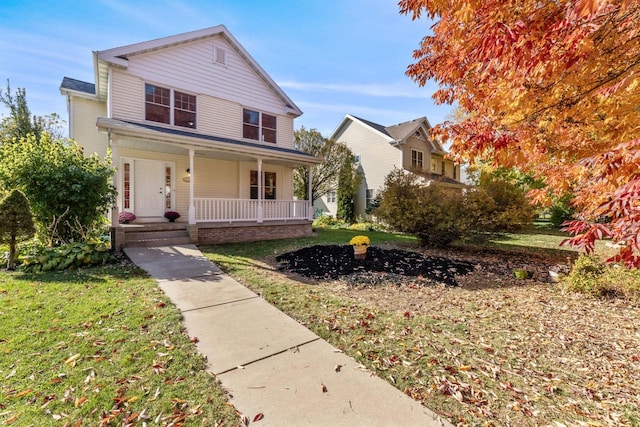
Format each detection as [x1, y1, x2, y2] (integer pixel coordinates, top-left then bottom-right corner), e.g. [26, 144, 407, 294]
[125, 230, 189, 241]
[125, 236, 192, 248]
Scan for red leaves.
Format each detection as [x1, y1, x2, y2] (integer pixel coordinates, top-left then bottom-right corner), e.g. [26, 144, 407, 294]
[400, 0, 640, 267]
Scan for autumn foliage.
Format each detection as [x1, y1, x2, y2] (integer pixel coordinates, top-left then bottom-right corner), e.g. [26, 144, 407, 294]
[399, 0, 640, 265]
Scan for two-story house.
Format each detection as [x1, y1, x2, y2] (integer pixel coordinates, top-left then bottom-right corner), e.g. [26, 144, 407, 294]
[60, 26, 320, 250]
[315, 114, 463, 218]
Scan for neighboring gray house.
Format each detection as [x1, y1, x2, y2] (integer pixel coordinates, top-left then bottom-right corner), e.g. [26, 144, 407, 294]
[315, 114, 463, 218]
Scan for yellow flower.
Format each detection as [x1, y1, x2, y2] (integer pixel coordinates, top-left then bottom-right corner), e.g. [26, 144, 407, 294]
[349, 235, 370, 246]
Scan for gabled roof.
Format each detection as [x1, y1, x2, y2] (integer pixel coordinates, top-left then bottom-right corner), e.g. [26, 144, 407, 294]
[63, 25, 302, 116]
[331, 114, 440, 149]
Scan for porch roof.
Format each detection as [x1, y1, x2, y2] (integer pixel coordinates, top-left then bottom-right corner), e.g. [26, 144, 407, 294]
[97, 117, 321, 167]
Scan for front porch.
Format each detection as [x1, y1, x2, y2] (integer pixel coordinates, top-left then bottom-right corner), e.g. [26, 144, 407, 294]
[111, 218, 312, 251]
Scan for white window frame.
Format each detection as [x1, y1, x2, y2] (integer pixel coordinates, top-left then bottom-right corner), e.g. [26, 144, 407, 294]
[243, 108, 277, 143]
[327, 191, 337, 203]
[144, 83, 197, 129]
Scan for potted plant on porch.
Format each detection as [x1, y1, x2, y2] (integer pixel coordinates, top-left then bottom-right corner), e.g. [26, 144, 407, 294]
[164, 211, 180, 222]
[349, 235, 370, 260]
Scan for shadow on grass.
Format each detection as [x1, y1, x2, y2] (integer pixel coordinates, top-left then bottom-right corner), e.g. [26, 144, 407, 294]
[8, 263, 148, 284]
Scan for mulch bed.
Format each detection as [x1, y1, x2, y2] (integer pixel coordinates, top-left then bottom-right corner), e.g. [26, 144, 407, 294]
[276, 245, 476, 286]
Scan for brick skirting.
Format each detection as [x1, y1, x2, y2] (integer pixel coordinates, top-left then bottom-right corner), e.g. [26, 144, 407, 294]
[197, 221, 312, 245]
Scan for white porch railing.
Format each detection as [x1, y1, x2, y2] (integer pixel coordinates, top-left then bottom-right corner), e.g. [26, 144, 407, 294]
[194, 198, 311, 222]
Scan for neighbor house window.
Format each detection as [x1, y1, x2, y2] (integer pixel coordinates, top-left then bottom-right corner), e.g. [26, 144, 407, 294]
[441, 161, 445, 175]
[250, 171, 277, 199]
[431, 158, 439, 173]
[327, 191, 337, 203]
[145, 84, 196, 129]
[366, 189, 375, 209]
[453, 165, 457, 180]
[243, 109, 276, 143]
[411, 149, 424, 170]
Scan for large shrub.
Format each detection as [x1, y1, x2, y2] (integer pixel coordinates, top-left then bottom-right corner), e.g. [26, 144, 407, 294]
[0, 133, 116, 245]
[374, 169, 466, 247]
[374, 168, 534, 247]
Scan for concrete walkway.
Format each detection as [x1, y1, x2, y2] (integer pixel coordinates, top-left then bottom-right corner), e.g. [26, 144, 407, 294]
[124, 244, 451, 427]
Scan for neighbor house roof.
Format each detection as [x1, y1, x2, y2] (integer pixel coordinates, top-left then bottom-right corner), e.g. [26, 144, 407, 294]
[331, 114, 439, 149]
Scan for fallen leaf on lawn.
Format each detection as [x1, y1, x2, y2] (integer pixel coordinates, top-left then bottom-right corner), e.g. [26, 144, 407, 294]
[64, 354, 81, 367]
[74, 396, 87, 407]
[4, 413, 19, 424]
[5, 370, 16, 380]
[15, 388, 33, 398]
[241, 414, 250, 426]
[253, 413, 264, 422]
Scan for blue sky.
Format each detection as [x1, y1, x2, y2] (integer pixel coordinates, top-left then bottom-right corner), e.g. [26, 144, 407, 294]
[0, 0, 450, 137]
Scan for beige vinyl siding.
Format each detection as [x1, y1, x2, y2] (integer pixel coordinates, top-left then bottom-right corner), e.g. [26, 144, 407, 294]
[110, 69, 143, 120]
[70, 97, 108, 158]
[110, 38, 296, 148]
[126, 36, 287, 115]
[444, 160, 454, 178]
[276, 116, 294, 149]
[198, 96, 241, 138]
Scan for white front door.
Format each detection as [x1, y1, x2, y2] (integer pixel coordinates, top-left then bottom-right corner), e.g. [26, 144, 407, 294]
[134, 159, 165, 218]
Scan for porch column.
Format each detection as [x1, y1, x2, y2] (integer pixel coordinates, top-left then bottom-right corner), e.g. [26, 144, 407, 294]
[257, 158, 263, 223]
[307, 165, 313, 220]
[188, 149, 195, 224]
[110, 136, 119, 226]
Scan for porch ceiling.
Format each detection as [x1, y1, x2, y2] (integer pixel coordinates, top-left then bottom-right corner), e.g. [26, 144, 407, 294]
[97, 117, 321, 167]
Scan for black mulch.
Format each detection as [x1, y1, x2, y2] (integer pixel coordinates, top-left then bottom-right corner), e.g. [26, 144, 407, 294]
[275, 245, 476, 286]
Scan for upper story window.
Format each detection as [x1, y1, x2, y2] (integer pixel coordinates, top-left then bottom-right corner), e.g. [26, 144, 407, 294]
[327, 191, 337, 203]
[243, 109, 276, 143]
[145, 84, 196, 129]
[411, 149, 424, 170]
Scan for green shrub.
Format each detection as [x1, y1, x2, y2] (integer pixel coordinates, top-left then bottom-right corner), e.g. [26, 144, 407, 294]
[20, 240, 115, 272]
[563, 254, 640, 300]
[550, 195, 575, 228]
[373, 169, 465, 247]
[312, 214, 346, 228]
[349, 222, 375, 231]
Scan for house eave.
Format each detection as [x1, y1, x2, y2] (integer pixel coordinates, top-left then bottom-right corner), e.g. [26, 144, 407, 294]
[97, 117, 320, 166]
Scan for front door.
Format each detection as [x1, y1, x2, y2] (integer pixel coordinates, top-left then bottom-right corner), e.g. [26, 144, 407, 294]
[134, 159, 165, 218]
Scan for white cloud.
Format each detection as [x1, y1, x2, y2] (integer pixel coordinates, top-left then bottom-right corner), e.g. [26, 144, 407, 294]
[279, 80, 432, 99]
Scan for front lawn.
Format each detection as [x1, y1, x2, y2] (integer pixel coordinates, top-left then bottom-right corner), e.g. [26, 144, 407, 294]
[0, 265, 238, 426]
[201, 227, 640, 426]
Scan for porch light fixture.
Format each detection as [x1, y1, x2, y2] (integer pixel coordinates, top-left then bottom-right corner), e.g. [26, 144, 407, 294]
[183, 168, 190, 183]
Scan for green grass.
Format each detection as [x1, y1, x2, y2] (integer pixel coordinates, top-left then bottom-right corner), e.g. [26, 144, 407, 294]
[0, 265, 238, 426]
[200, 227, 640, 426]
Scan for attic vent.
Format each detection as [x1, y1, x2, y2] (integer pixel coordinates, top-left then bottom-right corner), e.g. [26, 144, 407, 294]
[214, 46, 227, 66]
